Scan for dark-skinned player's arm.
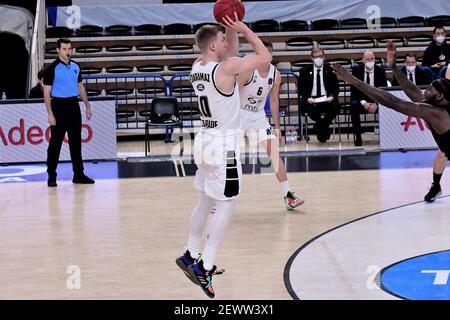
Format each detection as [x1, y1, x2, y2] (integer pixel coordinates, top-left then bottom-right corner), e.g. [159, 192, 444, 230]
[386, 41, 424, 103]
[331, 63, 448, 134]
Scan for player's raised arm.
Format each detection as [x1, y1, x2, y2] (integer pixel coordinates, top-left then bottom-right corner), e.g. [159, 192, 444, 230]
[331, 63, 448, 133]
[221, 14, 240, 59]
[218, 15, 271, 76]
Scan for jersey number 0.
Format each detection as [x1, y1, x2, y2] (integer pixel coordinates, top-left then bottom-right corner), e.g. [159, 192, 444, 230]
[199, 96, 212, 118]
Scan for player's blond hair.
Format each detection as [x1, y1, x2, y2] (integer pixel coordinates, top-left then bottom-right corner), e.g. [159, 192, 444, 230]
[195, 25, 223, 52]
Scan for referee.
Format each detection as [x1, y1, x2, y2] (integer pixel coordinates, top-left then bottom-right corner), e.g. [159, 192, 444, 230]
[43, 38, 95, 187]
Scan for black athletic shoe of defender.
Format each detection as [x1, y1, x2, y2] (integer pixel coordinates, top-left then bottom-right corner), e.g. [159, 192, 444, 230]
[72, 174, 95, 184]
[424, 183, 442, 202]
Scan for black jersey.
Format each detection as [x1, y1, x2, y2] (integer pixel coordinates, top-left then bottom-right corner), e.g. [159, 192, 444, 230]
[429, 104, 450, 159]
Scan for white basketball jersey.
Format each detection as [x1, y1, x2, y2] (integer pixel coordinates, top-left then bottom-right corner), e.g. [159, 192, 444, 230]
[239, 64, 276, 115]
[190, 61, 240, 135]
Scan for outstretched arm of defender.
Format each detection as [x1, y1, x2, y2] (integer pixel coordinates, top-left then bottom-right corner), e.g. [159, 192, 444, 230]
[386, 41, 424, 103]
[331, 63, 447, 132]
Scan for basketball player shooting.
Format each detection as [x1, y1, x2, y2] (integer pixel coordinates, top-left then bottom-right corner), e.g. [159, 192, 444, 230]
[176, 13, 271, 298]
[331, 41, 450, 160]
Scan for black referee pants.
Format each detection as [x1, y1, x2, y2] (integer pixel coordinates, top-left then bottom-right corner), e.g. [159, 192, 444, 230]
[47, 97, 84, 177]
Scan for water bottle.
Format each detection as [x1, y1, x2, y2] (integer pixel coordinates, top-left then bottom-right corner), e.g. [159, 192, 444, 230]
[292, 129, 298, 142]
[286, 130, 293, 145]
[1, 92, 6, 101]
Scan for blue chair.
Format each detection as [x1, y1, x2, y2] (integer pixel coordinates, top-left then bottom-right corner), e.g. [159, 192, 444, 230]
[439, 66, 448, 79]
[420, 66, 436, 81]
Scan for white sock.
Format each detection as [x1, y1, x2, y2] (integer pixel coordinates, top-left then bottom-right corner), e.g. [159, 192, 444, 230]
[187, 192, 215, 259]
[202, 199, 237, 270]
[280, 180, 290, 195]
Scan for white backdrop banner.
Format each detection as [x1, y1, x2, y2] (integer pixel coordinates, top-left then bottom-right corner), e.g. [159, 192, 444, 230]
[379, 90, 437, 150]
[0, 100, 117, 163]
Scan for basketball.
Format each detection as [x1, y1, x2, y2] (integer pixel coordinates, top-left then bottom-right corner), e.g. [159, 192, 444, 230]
[213, 0, 245, 24]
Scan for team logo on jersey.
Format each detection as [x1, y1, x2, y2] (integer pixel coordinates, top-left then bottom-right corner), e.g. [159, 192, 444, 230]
[268, 78, 273, 85]
[439, 54, 446, 61]
[197, 84, 205, 91]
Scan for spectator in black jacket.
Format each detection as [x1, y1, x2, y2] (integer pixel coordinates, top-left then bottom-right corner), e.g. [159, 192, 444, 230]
[29, 69, 45, 99]
[299, 48, 340, 142]
[392, 53, 433, 86]
[350, 51, 387, 146]
[422, 26, 450, 76]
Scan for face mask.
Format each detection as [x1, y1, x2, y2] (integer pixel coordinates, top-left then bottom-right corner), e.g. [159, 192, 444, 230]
[436, 36, 445, 44]
[314, 57, 324, 68]
[365, 61, 375, 71]
[406, 66, 416, 73]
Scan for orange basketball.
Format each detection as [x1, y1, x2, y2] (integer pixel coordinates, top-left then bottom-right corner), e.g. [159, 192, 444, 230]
[213, 0, 245, 24]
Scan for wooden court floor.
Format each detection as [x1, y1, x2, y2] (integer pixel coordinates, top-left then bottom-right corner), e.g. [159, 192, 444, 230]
[0, 167, 445, 299]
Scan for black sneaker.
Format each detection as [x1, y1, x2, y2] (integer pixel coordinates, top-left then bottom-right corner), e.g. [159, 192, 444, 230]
[187, 259, 224, 299]
[72, 174, 95, 184]
[424, 183, 442, 202]
[175, 250, 198, 284]
[47, 173, 57, 187]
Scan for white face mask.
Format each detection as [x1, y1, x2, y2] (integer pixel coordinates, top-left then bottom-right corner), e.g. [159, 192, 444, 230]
[406, 65, 416, 73]
[314, 57, 324, 68]
[436, 35, 445, 44]
[365, 61, 375, 71]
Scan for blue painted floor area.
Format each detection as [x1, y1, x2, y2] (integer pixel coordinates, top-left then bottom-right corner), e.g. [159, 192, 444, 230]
[0, 150, 443, 183]
[381, 250, 450, 300]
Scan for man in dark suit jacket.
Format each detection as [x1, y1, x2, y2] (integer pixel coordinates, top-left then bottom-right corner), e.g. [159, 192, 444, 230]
[350, 51, 387, 146]
[422, 26, 450, 76]
[392, 53, 433, 87]
[299, 48, 340, 142]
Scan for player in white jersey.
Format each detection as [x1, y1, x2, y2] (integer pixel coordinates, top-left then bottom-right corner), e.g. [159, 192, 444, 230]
[175, 13, 271, 298]
[239, 40, 304, 210]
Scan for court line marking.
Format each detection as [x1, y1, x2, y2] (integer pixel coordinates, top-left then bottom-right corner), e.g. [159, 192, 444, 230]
[283, 195, 450, 300]
[377, 248, 450, 300]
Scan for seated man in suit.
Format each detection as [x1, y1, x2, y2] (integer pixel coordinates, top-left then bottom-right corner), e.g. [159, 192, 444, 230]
[392, 53, 433, 87]
[299, 48, 340, 143]
[350, 51, 387, 146]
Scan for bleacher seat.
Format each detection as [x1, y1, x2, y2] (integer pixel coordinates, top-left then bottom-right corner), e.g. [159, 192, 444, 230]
[80, 67, 103, 75]
[105, 25, 132, 36]
[291, 60, 311, 72]
[46, 26, 73, 38]
[347, 37, 375, 49]
[250, 19, 280, 32]
[377, 37, 405, 47]
[327, 59, 353, 69]
[75, 46, 104, 57]
[340, 18, 367, 30]
[166, 64, 192, 76]
[427, 15, 450, 27]
[136, 65, 165, 74]
[163, 23, 192, 35]
[105, 45, 134, 56]
[135, 44, 164, 55]
[105, 66, 134, 74]
[406, 35, 433, 46]
[165, 44, 194, 54]
[280, 20, 308, 32]
[134, 24, 162, 35]
[74, 25, 104, 37]
[311, 19, 339, 30]
[368, 17, 397, 29]
[398, 16, 426, 28]
[286, 37, 314, 51]
[318, 39, 345, 50]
